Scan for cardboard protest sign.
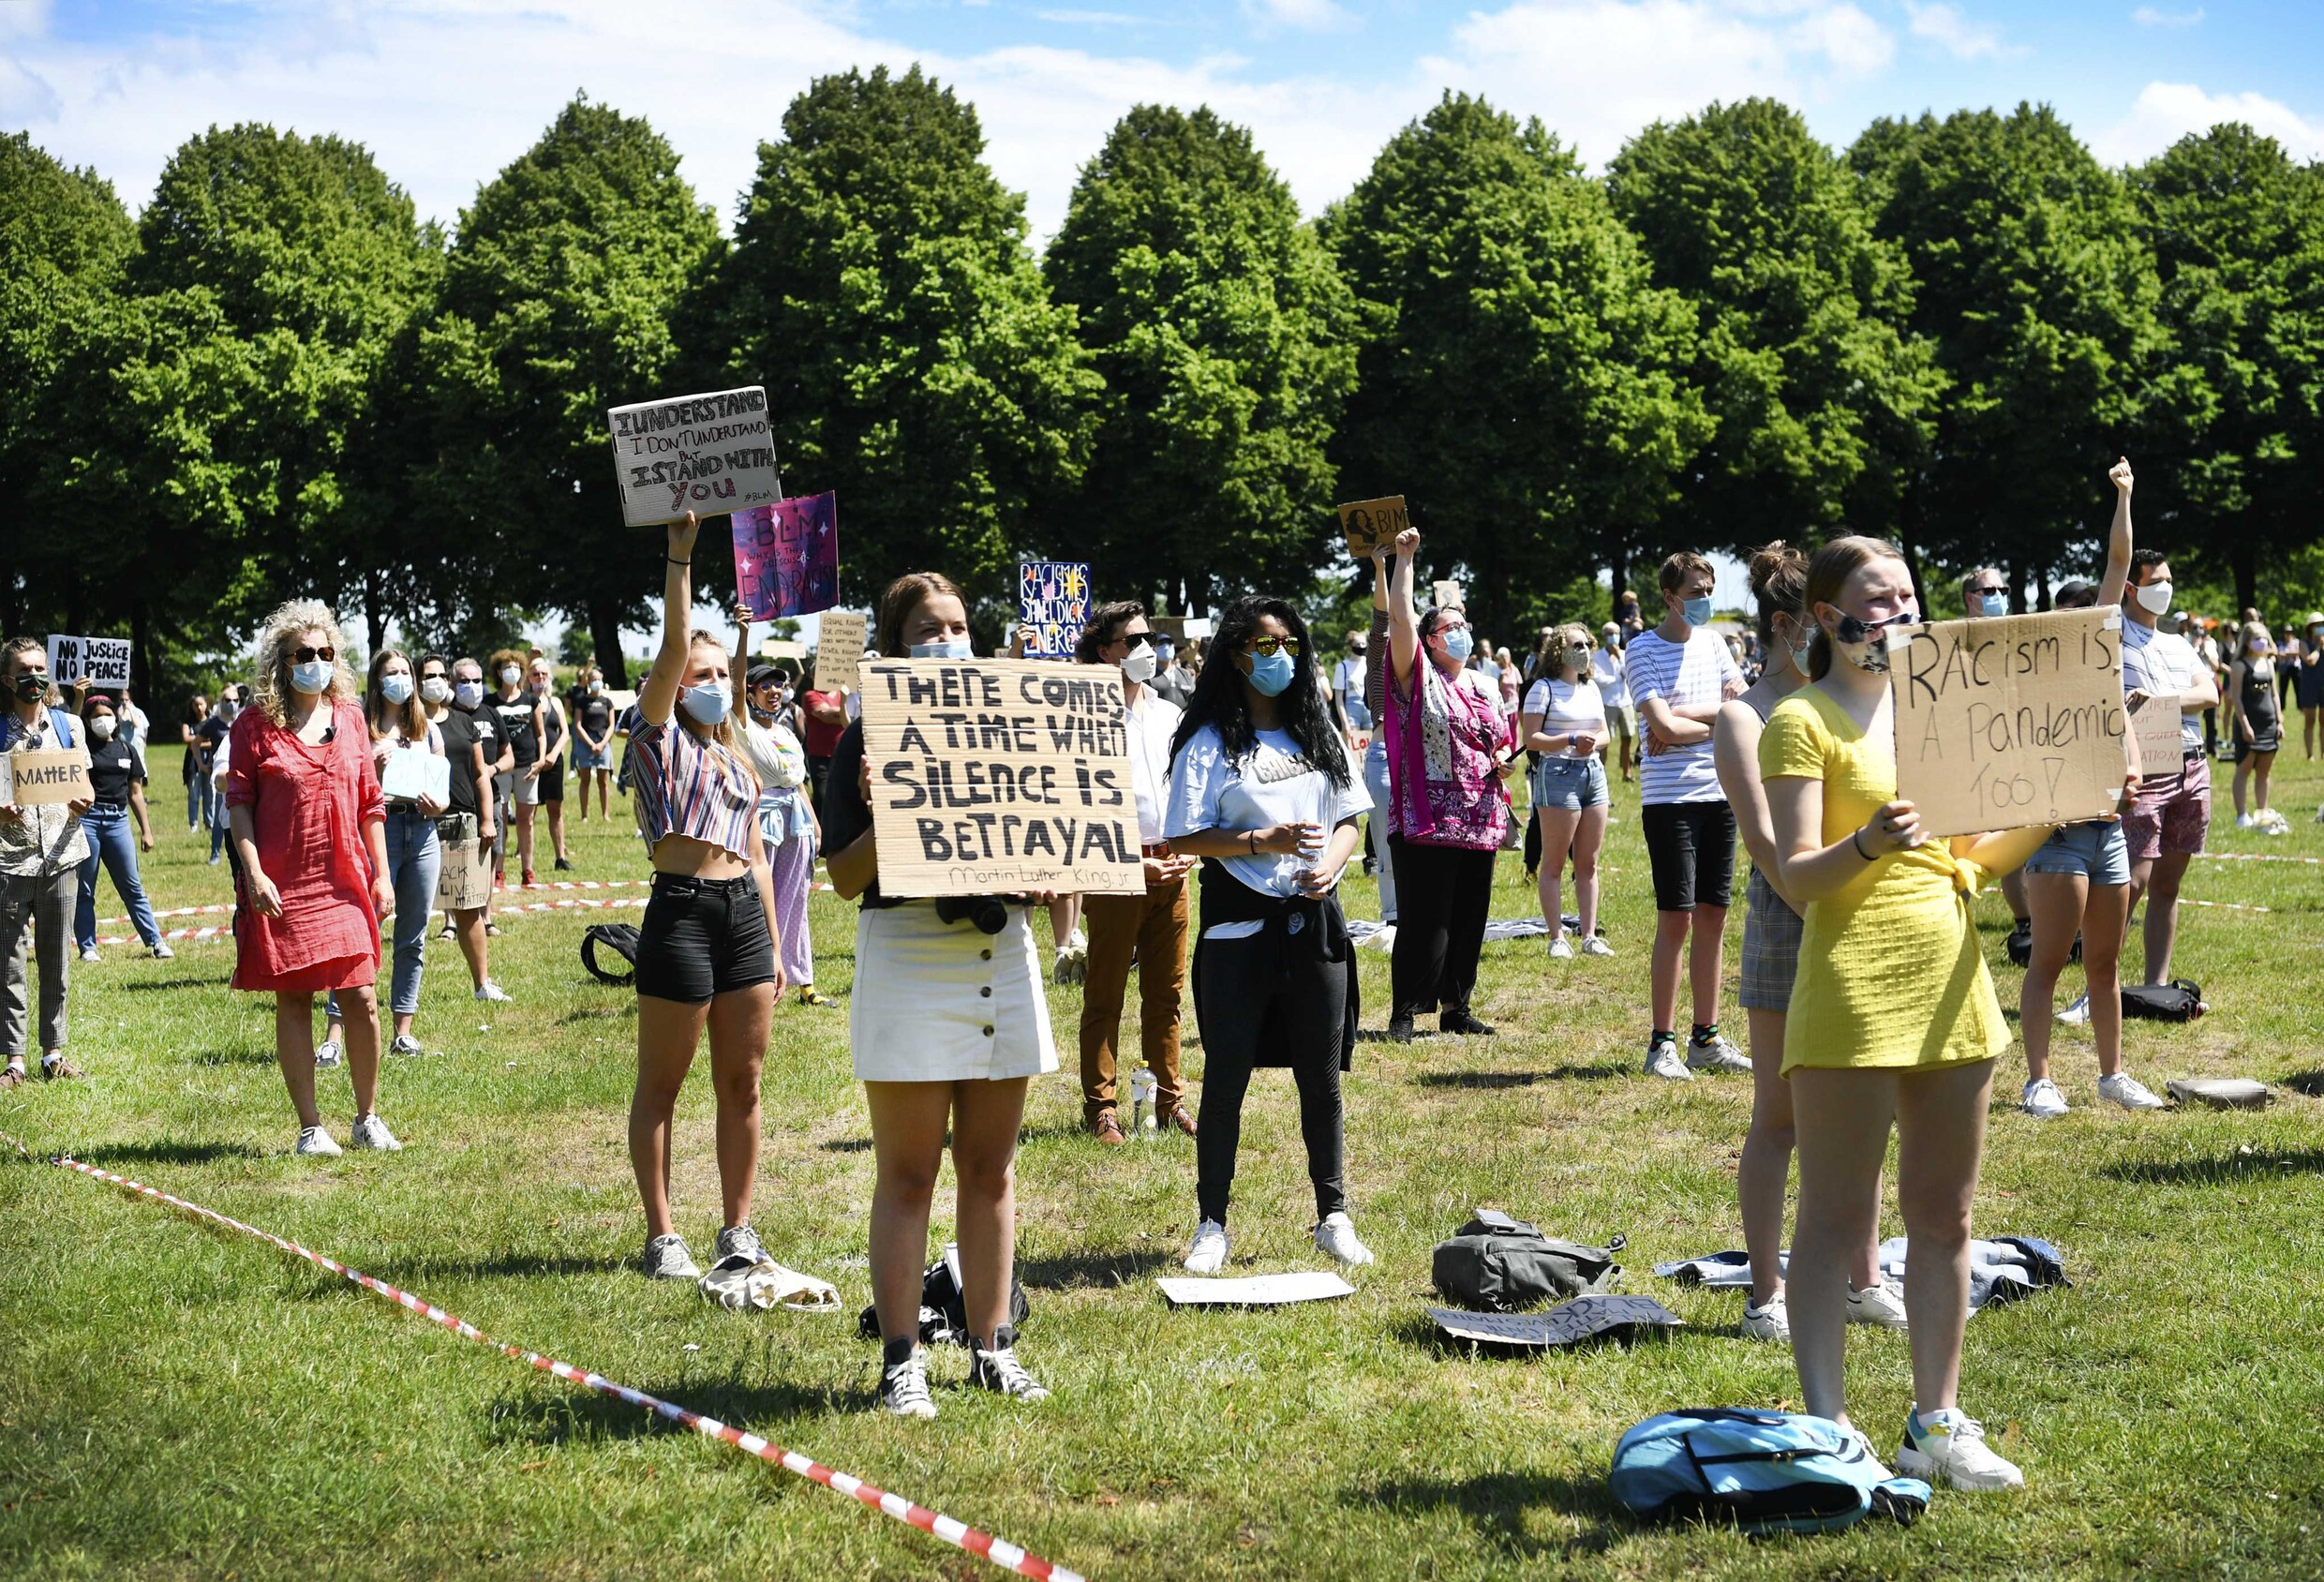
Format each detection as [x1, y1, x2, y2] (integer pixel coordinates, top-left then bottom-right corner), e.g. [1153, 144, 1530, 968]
[1148, 617, 1186, 643]
[1432, 580, 1463, 611]
[732, 491, 839, 619]
[1886, 608, 2127, 838]
[857, 658, 1145, 898]
[1337, 495, 1408, 559]
[813, 611, 867, 694]
[1156, 1272, 1355, 1308]
[2129, 691, 2184, 779]
[1, 745, 93, 806]
[380, 747, 451, 806]
[1018, 560, 1090, 659]
[606, 386, 780, 527]
[47, 634, 130, 689]
[760, 638, 807, 663]
[1184, 617, 1213, 641]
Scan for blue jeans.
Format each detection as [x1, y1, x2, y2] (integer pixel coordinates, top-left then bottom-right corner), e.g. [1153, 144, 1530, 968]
[209, 784, 231, 861]
[76, 802, 160, 950]
[186, 769, 216, 830]
[326, 809, 440, 1022]
[1363, 734, 1397, 923]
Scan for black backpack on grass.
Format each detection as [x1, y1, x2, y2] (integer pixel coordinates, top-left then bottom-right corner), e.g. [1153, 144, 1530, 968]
[2122, 979, 2205, 1022]
[581, 924, 642, 986]
[1433, 1210, 1626, 1312]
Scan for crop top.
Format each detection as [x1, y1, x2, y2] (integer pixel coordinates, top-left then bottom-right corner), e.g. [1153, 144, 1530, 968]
[628, 717, 759, 859]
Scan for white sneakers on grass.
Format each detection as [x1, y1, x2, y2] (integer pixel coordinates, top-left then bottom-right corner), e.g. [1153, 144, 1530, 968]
[151, 942, 174, 960]
[1741, 1293, 1789, 1342]
[1314, 1211, 1375, 1268]
[1686, 1034, 1752, 1075]
[2056, 991, 2093, 1026]
[1846, 1281, 1909, 1329]
[294, 1126, 342, 1157]
[1645, 1037, 1691, 1082]
[1184, 1219, 1229, 1275]
[1580, 936, 1615, 958]
[2021, 1078, 2069, 1118]
[1547, 937, 1573, 961]
[880, 1346, 939, 1420]
[315, 1037, 343, 1069]
[1897, 1405, 2024, 1490]
[474, 981, 512, 1003]
[389, 1034, 426, 1058]
[78, 947, 99, 963]
[2098, 1072, 2167, 1111]
[641, 1232, 701, 1280]
[350, 1113, 402, 1151]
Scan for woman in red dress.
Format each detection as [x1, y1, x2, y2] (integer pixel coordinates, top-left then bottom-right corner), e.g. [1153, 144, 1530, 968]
[225, 600, 398, 1157]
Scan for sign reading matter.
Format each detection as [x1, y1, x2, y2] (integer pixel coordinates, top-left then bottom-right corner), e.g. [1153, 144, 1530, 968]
[47, 634, 130, 688]
[733, 491, 840, 619]
[606, 386, 780, 527]
[1018, 560, 1090, 659]
[1, 745, 94, 807]
[814, 612, 867, 694]
[858, 659, 1144, 898]
[1887, 608, 2127, 838]
[1337, 495, 1408, 559]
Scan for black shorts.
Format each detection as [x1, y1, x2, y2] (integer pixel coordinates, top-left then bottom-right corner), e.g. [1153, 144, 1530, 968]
[634, 873, 778, 1004]
[1642, 800, 1736, 913]
[537, 758, 565, 802]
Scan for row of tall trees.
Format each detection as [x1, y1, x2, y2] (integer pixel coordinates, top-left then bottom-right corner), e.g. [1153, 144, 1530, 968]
[5, 72, 2322, 694]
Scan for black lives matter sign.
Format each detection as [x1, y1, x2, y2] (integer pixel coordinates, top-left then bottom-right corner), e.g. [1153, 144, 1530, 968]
[859, 659, 1145, 898]
[606, 385, 781, 526]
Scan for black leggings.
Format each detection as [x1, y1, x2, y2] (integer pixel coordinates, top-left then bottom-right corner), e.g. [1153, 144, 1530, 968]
[1389, 836, 1497, 1018]
[1523, 806, 1542, 875]
[1194, 934, 1346, 1227]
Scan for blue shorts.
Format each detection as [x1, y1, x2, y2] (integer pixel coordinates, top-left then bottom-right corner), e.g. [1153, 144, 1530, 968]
[1528, 754, 1609, 813]
[2026, 820, 2129, 885]
[572, 740, 609, 770]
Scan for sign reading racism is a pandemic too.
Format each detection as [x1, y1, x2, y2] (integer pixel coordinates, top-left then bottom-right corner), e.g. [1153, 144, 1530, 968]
[606, 386, 781, 527]
[859, 659, 1145, 898]
[1886, 608, 2127, 838]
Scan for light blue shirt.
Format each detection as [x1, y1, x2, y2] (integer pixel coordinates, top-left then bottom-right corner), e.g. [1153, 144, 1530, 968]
[1165, 724, 1371, 903]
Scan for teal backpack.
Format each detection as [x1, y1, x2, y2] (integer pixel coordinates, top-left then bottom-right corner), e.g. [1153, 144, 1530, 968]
[1611, 1410, 1931, 1536]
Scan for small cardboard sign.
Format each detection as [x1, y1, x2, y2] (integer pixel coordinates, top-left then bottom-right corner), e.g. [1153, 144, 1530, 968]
[1887, 608, 2127, 838]
[1018, 560, 1091, 659]
[606, 385, 780, 527]
[732, 491, 840, 619]
[2, 745, 93, 806]
[2129, 690, 2184, 779]
[380, 747, 452, 806]
[1156, 1272, 1356, 1307]
[47, 634, 130, 689]
[1148, 617, 1186, 643]
[760, 638, 807, 663]
[813, 611, 867, 694]
[858, 658, 1145, 898]
[1337, 495, 1408, 559]
[1184, 617, 1213, 642]
[1432, 580, 1463, 611]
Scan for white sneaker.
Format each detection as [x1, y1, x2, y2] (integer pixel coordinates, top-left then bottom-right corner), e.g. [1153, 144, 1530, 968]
[1741, 1293, 1790, 1342]
[389, 1034, 425, 1058]
[294, 1126, 342, 1157]
[2097, 1072, 2167, 1111]
[879, 1347, 939, 1420]
[1548, 936, 1573, 960]
[1846, 1281, 1909, 1329]
[1645, 1037, 1692, 1082]
[2055, 991, 2092, 1026]
[151, 942, 174, 961]
[1184, 1219, 1229, 1275]
[1313, 1211, 1375, 1268]
[1581, 936, 1615, 958]
[1897, 1405, 2025, 1491]
[315, 1037, 343, 1069]
[350, 1112, 402, 1151]
[474, 981, 512, 1003]
[78, 947, 99, 963]
[641, 1232, 701, 1280]
[2021, 1077, 2069, 1118]
[1686, 1033, 1752, 1075]
[2236, 812, 2256, 829]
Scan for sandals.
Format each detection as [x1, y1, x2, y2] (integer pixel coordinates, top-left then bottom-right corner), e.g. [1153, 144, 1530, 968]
[0, 1066, 24, 1090]
[796, 987, 837, 1008]
[40, 1055, 83, 1082]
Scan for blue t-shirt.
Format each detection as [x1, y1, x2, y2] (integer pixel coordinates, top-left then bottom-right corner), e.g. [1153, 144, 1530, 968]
[1164, 724, 1371, 903]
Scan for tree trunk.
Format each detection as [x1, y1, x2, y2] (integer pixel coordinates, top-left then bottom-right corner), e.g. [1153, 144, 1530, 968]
[2009, 557, 2028, 616]
[130, 594, 150, 704]
[1607, 545, 1630, 623]
[1894, 519, 1928, 616]
[2034, 565, 2051, 613]
[364, 573, 387, 659]
[590, 599, 629, 689]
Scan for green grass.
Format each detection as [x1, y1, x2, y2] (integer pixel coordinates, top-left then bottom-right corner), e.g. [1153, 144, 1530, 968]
[5, 744, 2323, 1579]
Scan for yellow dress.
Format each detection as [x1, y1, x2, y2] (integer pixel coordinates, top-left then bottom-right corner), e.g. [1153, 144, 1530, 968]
[1759, 687, 2008, 1074]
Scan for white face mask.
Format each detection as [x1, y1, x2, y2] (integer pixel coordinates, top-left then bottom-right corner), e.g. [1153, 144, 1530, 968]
[2133, 579, 2172, 616]
[380, 672, 414, 706]
[1120, 641, 1157, 684]
[420, 676, 451, 705]
[89, 716, 116, 741]
[499, 666, 521, 688]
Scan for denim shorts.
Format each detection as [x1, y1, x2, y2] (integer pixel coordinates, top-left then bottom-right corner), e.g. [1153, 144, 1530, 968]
[2025, 820, 2130, 885]
[1527, 754, 1609, 812]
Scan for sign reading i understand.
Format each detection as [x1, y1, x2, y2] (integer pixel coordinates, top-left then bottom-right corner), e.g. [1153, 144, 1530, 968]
[859, 659, 1145, 898]
[606, 385, 781, 526]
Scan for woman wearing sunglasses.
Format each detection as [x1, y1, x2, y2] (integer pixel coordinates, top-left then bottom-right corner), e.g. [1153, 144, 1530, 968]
[224, 602, 401, 1157]
[1165, 595, 1374, 1276]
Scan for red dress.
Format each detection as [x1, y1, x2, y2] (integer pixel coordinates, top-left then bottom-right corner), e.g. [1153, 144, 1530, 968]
[225, 700, 386, 992]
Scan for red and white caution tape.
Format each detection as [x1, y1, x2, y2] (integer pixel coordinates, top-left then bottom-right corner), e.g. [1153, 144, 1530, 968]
[2192, 850, 2319, 866]
[2182, 898, 2273, 914]
[91, 877, 660, 930]
[91, 893, 653, 949]
[0, 1127, 1083, 1582]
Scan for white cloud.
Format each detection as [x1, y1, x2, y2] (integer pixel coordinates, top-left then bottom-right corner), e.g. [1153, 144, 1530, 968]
[1903, 2, 2007, 61]
[2093, 80, 2324, 166]
[2131, 7, 2204, 26]
[1239, 0, 1352, 33]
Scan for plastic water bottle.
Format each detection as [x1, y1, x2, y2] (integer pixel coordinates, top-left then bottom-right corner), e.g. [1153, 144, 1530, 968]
[1129, 1066, 1157, 1137]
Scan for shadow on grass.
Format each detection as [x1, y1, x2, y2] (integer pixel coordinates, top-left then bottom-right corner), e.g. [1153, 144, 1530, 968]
[485, 1374, 858, 1445]
[120, 975, 234, 992]
[819, 1136, 873, 1154]
[2099, 1146, 2324, 1186]
[383, 1250, 634, 1281]
[1020, 1245, 1175, 1291]
[1413, 1062, 1630, 1089]
[78, 1138, 261, 1166]
[189, 1047, 278, 1067]
[557, 1006, 633, 1025]
[2283, 1069, 2324, 1098]
[1353, 1469, 1625, 1559]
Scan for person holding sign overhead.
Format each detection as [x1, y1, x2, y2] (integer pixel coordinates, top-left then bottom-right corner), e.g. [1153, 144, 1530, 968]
[0, 636, 92, 1088]
[1762, 537, 2054, 1492]
[225, 603, 401, 1157]
[625, 513, 786, 1286]
[1165, 595, 1375, 1276]
[823, 571, 1056, 1419]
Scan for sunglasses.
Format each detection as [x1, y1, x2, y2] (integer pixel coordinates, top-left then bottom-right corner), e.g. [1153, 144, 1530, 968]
[293, 646, 335, 664]
[1246, 635, 1303, 658]
[1969, 585, 2005, 597]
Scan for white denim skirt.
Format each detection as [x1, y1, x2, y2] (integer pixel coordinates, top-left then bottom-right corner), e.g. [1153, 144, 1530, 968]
[849, 902, 1058, 1082]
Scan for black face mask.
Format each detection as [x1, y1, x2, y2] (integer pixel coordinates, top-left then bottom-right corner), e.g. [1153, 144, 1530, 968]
[12, 673, 48, 703]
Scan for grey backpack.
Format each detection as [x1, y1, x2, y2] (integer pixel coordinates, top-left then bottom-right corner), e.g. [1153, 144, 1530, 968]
[1433, 1210, 1626, 1312]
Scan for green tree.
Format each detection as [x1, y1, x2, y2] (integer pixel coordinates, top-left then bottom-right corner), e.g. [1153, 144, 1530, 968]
[708, 66, 1098, 632]
[2130, 124, 2324, 610]
[414, 96, 722, 685]
[1852, 106, 2163, 605]
[1607, 98, 1942, 559]
[1319, 93, 1709, 639]
[1043, 105, 1357, 611]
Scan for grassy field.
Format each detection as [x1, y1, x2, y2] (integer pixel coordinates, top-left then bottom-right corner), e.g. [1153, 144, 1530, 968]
[4, 740, 2322, 1580]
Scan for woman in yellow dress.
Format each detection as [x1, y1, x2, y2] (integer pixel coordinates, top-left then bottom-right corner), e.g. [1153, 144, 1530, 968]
[1762, 536, 2055, 1493]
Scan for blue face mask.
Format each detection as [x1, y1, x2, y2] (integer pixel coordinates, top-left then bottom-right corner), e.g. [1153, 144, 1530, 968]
[454, 680, 484, 709]
[380, 673, 414, 706]
[290, 660, 333, 695]
[679, 683, 728, 725]
[1975, 593, 2008, 619]
[1438, 626, 1474, 662]
[1681, 596, 1713, 629]
[910, 639, 974, 660]
[1244, 649, 1294, 696]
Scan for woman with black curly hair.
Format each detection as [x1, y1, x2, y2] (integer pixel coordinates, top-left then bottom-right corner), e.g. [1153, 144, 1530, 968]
[1164, 595, 1374, 1276]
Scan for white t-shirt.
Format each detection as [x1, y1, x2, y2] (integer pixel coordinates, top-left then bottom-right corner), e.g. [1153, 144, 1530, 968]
[1522, 678, 1607, 757]
[1592, 643, 1627, 707]
[1123, 686, 1182, 846]
[1332, 655, 1366, 710]
[121, 702, 151, 754]
[1165, 724, 1371, 910]
[1626, 626, 1742, 805]
[2121, 618, 2204, 755]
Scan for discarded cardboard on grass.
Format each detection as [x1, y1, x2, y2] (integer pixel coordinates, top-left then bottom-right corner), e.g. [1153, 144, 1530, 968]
[606, 385, 781, 527]
[1338, 495, 1408, 559]
[2166, 1077, 2272, 1110]
[1428, 1295, 1682, 1351]
[858, 658, 1144, 899]
[0, 745, 93, 807]
[813, 611, 867, 694]
[2129, 690, 2185, 780]
[1156, 1272, 1355, 1308]
[1886, 608, 2127, 839]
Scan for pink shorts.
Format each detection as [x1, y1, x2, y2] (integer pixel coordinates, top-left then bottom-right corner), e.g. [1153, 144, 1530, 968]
[2122, 752, 2210, 860]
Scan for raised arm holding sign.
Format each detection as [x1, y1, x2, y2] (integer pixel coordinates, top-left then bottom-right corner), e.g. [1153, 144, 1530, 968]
[606, 386, 781, 526]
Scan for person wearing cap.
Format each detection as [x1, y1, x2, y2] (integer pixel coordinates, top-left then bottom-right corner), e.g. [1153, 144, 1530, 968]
[731, 611, 833, 1010]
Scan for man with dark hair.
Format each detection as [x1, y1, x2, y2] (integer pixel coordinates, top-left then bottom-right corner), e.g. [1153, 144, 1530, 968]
[1073, 600, 1196, 1144]
[2119, 544, 2218, 985]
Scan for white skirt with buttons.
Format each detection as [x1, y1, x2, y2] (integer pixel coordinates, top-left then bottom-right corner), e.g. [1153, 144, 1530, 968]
[848, 902, 1058, 1082]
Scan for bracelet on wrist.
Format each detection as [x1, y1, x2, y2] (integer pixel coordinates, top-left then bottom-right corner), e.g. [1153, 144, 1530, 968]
[667, 557, 691, 567]
[1851, 827, 1875, 861]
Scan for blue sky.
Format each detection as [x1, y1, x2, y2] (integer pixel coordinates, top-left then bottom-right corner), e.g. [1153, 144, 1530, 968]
[6, 1, 2320, 247]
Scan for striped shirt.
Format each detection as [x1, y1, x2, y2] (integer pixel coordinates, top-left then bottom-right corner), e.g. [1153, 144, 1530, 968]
[1626, 627, 1741, 806]
[630, 719, 760, 859]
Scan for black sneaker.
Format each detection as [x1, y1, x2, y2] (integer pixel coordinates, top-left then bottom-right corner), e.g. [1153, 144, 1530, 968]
[554, 857, 575, 872]
[1387, 1012, 1416, 1043]
[967, 1326, 1050, 1401]
[1440, 1009, 1497, 1036]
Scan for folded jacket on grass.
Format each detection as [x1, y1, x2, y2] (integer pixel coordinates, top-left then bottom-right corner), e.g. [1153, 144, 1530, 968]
[1653, 1236, 2068, 1316]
